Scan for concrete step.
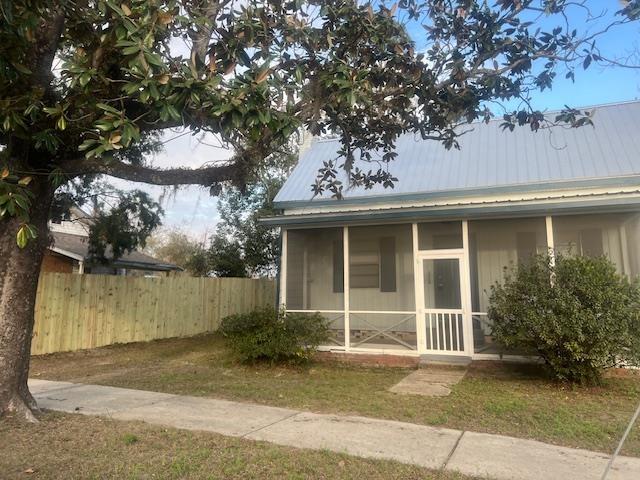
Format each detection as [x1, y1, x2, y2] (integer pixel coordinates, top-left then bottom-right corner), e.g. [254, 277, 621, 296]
[419, 354, 472, 367]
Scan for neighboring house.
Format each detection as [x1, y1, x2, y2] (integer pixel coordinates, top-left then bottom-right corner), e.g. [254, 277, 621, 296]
[43, 207, 182, 276]
[263, 100, 640, 362]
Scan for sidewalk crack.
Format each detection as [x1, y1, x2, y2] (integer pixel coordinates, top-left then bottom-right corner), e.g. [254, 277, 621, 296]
[442, 430, 465, 471]
[240, 411, 302, 438]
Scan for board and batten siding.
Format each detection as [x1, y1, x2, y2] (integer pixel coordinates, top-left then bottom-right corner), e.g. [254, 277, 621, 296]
[32, 273, 276, 355]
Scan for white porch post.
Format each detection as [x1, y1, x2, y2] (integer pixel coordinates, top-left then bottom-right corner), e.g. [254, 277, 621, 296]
[461, 220, 474, 357]
[412, 222, 425, 353]
[343, 226, 350, 349]
[279, 229, 287, 307]
[545, 216, 555, 267]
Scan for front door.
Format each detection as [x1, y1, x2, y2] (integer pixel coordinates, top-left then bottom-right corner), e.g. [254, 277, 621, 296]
[419, 255, 467, 354]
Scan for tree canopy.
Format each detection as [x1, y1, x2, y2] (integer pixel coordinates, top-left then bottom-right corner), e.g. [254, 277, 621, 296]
[1, 0, 639, 419]
[2, 0, 639, 250]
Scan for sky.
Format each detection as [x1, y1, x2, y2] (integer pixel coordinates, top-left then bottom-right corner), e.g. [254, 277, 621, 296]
[110, 2, 640, 241]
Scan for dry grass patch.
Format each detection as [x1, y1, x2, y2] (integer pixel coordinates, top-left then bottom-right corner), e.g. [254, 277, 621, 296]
[31, 334, 640, 456]
[0, 412, 472, 480]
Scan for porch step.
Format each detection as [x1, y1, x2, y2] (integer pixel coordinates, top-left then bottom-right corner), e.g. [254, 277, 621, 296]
[419, 354, 472, 367]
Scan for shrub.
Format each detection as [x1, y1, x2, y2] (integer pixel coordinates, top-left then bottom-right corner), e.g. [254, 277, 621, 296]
[219, 307, 329, 363]
[489, 253, 640, 384]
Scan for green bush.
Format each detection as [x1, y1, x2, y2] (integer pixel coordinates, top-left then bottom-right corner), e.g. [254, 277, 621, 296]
[219, 307, 329, 363]
[489, 253, 640, 384]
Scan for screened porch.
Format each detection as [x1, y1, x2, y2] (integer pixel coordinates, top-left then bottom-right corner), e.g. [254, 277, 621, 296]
[280, 212, 640, 358]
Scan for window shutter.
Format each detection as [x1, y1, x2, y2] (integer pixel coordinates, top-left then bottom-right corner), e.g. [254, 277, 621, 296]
[580, 229, 603, 256]
[379, 237, 396, 292]
[516, 232, 537, 264]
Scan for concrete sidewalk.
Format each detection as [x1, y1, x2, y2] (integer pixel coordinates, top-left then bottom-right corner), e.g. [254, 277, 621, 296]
[30, 379, 640, 480]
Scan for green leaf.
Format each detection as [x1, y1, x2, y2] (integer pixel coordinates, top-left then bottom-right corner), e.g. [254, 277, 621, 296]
[78, 138, 98, 151]
[96, 103, 121, 115]
[16, 225, 28, 248]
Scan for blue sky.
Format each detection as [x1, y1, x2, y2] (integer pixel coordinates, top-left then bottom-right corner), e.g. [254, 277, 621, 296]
[121, 3, 640, 240]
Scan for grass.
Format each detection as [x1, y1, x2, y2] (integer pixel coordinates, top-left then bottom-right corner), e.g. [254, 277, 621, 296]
[0, 412, 473, 480]
[30, 334, 640, 456]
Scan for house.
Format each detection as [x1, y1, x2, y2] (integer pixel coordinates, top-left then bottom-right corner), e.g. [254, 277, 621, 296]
[43, 207, 182, 276]
[263, 100, 640, 362]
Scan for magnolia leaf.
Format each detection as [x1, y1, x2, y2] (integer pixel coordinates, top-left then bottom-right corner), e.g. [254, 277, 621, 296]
[18, 176, 32, 186]
[255, 68, 271, 84]
[1, 168, 9, 179]
[158, 12, 174, 25]
[16, 226, 28, 248]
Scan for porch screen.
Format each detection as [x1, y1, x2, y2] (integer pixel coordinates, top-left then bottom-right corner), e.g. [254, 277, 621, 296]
[285, 228, 344, 311]
[468, 217, 547, 355]
[552, 213, 640, 277]
[418, 221, 463, 250]
[349, 224, 416, 350]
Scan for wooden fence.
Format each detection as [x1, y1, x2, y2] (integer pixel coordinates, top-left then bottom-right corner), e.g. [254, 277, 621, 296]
[32, 273, 276, 355]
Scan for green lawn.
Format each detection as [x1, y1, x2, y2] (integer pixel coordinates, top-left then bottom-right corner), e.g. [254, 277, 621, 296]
[31, 334, 640, 456]
[0, 412, 473, 480]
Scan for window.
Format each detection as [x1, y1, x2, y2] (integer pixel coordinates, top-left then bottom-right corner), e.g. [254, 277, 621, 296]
[350, 238, 380, 288]
[348, 236, 397, 290]
[418, 222, 463, 250]
[552, 213, 640, 276]
[579, 228, 604, 257]
[349, 224, 414, 311]
[516, 232, 538, 264]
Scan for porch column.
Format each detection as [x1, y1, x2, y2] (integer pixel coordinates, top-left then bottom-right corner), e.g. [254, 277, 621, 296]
[461, 220, 474, 356]
[412, 222, 425, 353]
[545, 216, 555, 267]
[343, 226, 350, 349]
[279, 229, 287, 307]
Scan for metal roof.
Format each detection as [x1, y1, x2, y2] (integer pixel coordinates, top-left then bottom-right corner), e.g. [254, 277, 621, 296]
[274, 100, 640, 208]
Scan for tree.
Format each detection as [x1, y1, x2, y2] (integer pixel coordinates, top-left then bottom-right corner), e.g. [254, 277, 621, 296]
[1, 0, 638, 420]
[146, 228, 209, 276]
[208, 143, 296, 277]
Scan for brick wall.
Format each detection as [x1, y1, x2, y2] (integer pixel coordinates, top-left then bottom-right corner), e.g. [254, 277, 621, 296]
[315, 351, 419, 368]
[41, 252, 74, 274]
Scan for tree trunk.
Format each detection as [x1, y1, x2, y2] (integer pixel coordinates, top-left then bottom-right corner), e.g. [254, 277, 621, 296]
[0, 179, 53, 421]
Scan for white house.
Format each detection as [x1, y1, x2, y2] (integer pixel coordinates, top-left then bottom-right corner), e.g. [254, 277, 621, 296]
[263, 100, 640, 362]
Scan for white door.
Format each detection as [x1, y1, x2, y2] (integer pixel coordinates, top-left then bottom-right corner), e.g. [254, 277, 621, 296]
[417, 253, 469, 355]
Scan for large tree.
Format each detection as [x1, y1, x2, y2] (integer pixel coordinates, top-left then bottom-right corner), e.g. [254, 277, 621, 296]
[1, 0, 638, 420]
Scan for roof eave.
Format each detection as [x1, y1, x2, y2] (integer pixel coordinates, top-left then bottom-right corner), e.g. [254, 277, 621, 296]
[262, 194, 640, 227]
[273, 175, 640, 210]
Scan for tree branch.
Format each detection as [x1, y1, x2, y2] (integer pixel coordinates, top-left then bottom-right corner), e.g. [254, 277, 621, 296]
[63, 158, 237, 187]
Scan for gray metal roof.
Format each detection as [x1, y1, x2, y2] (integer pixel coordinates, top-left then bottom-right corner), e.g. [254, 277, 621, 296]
[274, 100, 640, 208]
